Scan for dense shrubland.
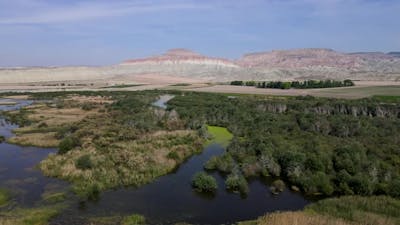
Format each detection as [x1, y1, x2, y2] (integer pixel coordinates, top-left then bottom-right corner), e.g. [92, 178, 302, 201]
[168, 92, 400, 197]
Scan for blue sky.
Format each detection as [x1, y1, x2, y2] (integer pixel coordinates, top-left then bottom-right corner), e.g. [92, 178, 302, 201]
[0, 0, 399, 67]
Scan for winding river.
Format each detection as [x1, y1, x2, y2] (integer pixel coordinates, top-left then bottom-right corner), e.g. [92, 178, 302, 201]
[0, 97, 311, 225]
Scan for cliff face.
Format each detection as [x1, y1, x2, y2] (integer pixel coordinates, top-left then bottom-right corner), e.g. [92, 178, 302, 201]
[122, 48, 238, 68]
[257, 101, 400, 119]
[121, 48, 400, 81]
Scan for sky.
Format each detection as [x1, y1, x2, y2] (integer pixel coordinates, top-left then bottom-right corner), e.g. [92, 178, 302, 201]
[0, 0, 399, 67]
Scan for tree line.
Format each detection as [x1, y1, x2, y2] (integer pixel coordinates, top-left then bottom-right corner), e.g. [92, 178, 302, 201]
[230, 80, 355, 89]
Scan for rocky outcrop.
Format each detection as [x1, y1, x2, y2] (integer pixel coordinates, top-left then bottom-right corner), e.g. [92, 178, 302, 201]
[237, 48, 359, 69]
[257, 101, 400, 118]
[122, 48, 238, 68]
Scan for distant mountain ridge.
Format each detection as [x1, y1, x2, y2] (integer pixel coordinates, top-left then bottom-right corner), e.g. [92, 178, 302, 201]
[0, 48, 399, 84]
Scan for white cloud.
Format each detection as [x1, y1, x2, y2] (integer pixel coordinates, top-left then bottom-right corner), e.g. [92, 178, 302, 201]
[0, 0, 209, 24]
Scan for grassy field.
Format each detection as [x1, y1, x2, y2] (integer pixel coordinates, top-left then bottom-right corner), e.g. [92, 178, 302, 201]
[206, 125, 233, 147]
[313, 85, 400, 99]
[185, 83, 400, 99]
[240, 196, 400, 225]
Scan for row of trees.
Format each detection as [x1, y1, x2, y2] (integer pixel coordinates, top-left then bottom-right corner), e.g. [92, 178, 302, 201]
[230, 80, 355, 89]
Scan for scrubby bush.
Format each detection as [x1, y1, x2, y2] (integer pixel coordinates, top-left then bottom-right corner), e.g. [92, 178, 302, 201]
[167, 151, 180, 161]
[230, 81, 244, 86]
[191, 172, 218, 193]
[225, 173, 249, 195]
[121, 214, 146, 225]
[0, 188, 10, 206]
[0, 135, 5, 143]
[38, 122, 48, 128]
[58, 136, 80, 154]
[81, 102, 95, 111]
[75, 155, 93, 170]
[204, 154, 234, 173]
[270, 180, 285, 194]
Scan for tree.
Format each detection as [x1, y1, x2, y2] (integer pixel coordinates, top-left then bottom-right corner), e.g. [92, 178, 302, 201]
[192, 172, 218, 193]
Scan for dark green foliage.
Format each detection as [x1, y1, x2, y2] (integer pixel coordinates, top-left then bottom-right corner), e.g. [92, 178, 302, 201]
[230, 81, 244, 86]
[204, 154, 235, 173]
[0, 135, 5, 143]
[256, 80, 355, 89]
[245, 81, 256, 86]
[225, 173, 249, 195]
[168, 92, 400, 197]
[75, 155, 93, 170]
[191, 172, 218, 193]
[167, 151, 180, 161]
[58, 136, 80, 154]
[81, 102, 95, 111]
[270, 180, 285, 194]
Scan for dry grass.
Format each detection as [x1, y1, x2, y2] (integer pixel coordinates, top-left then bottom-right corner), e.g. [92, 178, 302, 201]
[7, 96, 103, 147]
[241, 212, 357, 225]
[27, 105, 98, 126]
[7, 132, 59, 147]
[2, 95, 30, 100]
[185, 82, 400, 99]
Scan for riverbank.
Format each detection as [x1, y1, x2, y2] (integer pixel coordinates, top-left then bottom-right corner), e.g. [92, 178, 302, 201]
[239, 196, 400, 225]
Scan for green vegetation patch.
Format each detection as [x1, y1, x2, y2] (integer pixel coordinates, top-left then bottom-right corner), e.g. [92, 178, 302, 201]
[121, 214, 146, 225]
[225, 173, 249, 195]
[191, 172, 218, 193]
[372, 95, 400, 103]
[206, 125, 233, 147]
[239, 196, 400, 225]
[168, 92, 400, 197]
[41, 192, 66, 204]
[0, 188, 11, 206]
[0, 205, 64, 225]
[0, 135, 5, 143]
[306, 196, 400, 225]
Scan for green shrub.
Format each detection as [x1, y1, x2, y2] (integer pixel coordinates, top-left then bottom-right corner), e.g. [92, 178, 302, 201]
[58, 136, 79, 154]
[225, 173, 249, 195]
[81, 103, 95, 111]
[0, 188, 10, 206]
[270, 180, 285, 194]
[38, 122, 48, 128]
[204, 156, 218, 170]
[191, 172, 218, 193]
[167, 151, 180, 161]
[75, 155, 93, 170]
[0, 135, 5, 143]
[121, 214, 146, 225]
[230, 81, 244, 86]
[204, 154, 234, 173]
